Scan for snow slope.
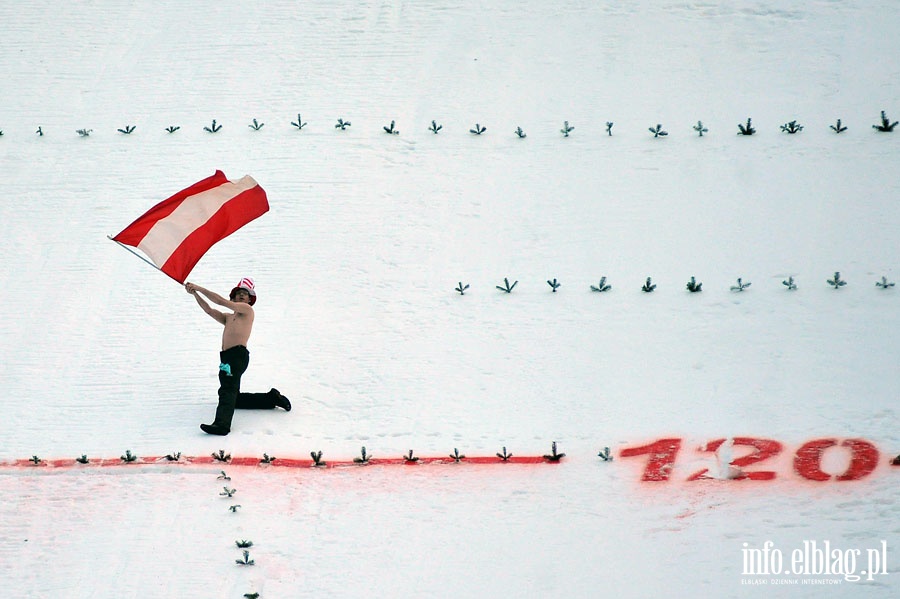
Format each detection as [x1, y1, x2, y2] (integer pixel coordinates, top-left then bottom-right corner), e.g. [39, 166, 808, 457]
[0, 1, 898, 597]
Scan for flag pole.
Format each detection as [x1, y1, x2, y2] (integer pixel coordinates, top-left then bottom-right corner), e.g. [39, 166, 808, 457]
[108, 235, 172, 279]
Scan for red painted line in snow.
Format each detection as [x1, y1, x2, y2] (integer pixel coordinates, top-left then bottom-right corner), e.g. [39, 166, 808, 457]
[0, 455, 557, 471]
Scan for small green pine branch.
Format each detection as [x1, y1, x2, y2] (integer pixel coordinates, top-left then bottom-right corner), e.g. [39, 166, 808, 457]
[470, 123, 486, 135]
[496, 277, 518, 293]
[248, 118, 264, 131]
[76, 455, 89, 464]
[212, 450, 231, 463]
[455, 282, 470, 295]
[642, 277, 656, 292]
[217, 471, 231, 481]
[117, 125, 136, 134]
[738, 118, 755, 135]
[543, 441, 566, 462]
[605, 122, 614, 136]
[830, 119, 847, 133]
[827, 272, 847, 289]
[514, 126, 526, 138]
[121, 450, 137, 463]
[649, 124, 668, 137]
[30, 455, 41, 465]
[335, 118, 351, 130]
[260, 453, 276, 464]
[686, 276, 702, 292]
[220, 487, 237, 498]
[403, 450, 419, 463]
[730, 278, 751, 292]
[36, 126, 44, 136]
[876, 276, 895, 289]
[547, 278, 561, 292]
[590, 277, 611, 292]
[353, 446, 371, 464]
[560, 121, 574, 137]
[165, 452, 182, 461]
[229, 505, 241, 512]
[310, 450, 326, 467]
[383, 120, 399, 134]
[780, 120, 803, 134]
[873, 110, 898, 132]
[496, 446, 513, 461]
[236, 540, 254, 548]
[782, 276, 797, 290]
[235, 550, 255, 566]
[449, 448, 466, 462]
[203, 119, 222, 133]
[693, 121, 708, 136]
[429, 120, 442, 134]
[77, 128, 93, 137]
[165, 125, 180, 133]
[291, 114, 307, 130]
[598, 447, 613, 462]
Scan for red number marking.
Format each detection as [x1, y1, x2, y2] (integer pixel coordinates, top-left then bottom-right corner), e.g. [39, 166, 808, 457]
[794, 438, 880, 481]
[688, 437, 783, 481]
[620, 438, 682, 481]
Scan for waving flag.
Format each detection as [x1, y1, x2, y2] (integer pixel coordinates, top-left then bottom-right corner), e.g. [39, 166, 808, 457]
[112, 171, 269, 283]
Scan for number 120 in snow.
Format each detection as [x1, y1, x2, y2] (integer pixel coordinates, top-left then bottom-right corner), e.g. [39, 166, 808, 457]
[620, 437, 888, 482]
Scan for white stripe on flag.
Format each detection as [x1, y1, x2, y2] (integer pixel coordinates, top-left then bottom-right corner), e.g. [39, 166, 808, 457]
[137, 176, 259, 267]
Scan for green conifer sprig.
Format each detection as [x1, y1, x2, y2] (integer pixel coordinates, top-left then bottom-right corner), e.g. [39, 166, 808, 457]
[590, 277, 611, 292]
[738, 118, 755, 135]
[543, 441, 565, 462]
[827, 272, 847, 289]
[873, 110, 897, 132]
[830, 119, 847, 133]
[496, 278, 518, 293]
[781, 120, 803, 134]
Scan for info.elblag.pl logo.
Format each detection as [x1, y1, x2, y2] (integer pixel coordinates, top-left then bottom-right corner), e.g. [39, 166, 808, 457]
[741, 540, 889, 585]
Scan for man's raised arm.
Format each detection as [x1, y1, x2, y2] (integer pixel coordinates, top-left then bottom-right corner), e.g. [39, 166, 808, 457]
[185, 282, 228, 324]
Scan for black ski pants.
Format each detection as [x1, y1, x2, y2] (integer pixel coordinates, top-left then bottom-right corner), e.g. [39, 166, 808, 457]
[212, 345, 277, 429]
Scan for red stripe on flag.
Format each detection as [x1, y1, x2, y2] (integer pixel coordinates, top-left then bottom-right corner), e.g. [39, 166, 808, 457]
[160, 186, 269, 282]
[113, 171, 269, 283]
[112, 171, 229, 246]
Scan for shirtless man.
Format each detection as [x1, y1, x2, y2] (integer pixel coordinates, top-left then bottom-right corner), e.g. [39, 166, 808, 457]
[185, 278, 290, 436]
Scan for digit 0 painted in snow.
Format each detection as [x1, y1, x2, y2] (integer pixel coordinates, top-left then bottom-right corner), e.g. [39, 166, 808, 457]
[620, 437, 886, 482]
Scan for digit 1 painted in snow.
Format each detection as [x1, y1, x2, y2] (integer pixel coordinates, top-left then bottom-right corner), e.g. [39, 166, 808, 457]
[620, 438, 682, 481]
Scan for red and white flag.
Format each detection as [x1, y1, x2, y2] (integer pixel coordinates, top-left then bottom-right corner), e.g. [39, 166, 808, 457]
[112, 171, 269, 283]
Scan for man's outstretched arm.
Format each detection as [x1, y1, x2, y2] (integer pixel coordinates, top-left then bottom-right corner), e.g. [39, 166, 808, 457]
[185, 282, 227, 324]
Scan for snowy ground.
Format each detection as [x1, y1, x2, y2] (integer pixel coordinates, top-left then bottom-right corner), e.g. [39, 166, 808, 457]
[1, 1, 898, 597]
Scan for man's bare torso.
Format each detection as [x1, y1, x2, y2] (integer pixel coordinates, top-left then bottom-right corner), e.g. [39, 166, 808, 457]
[222, 310, 254, 350]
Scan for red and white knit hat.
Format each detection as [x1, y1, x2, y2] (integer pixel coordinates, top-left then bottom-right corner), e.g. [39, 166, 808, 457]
[229, 277, 257, 305]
